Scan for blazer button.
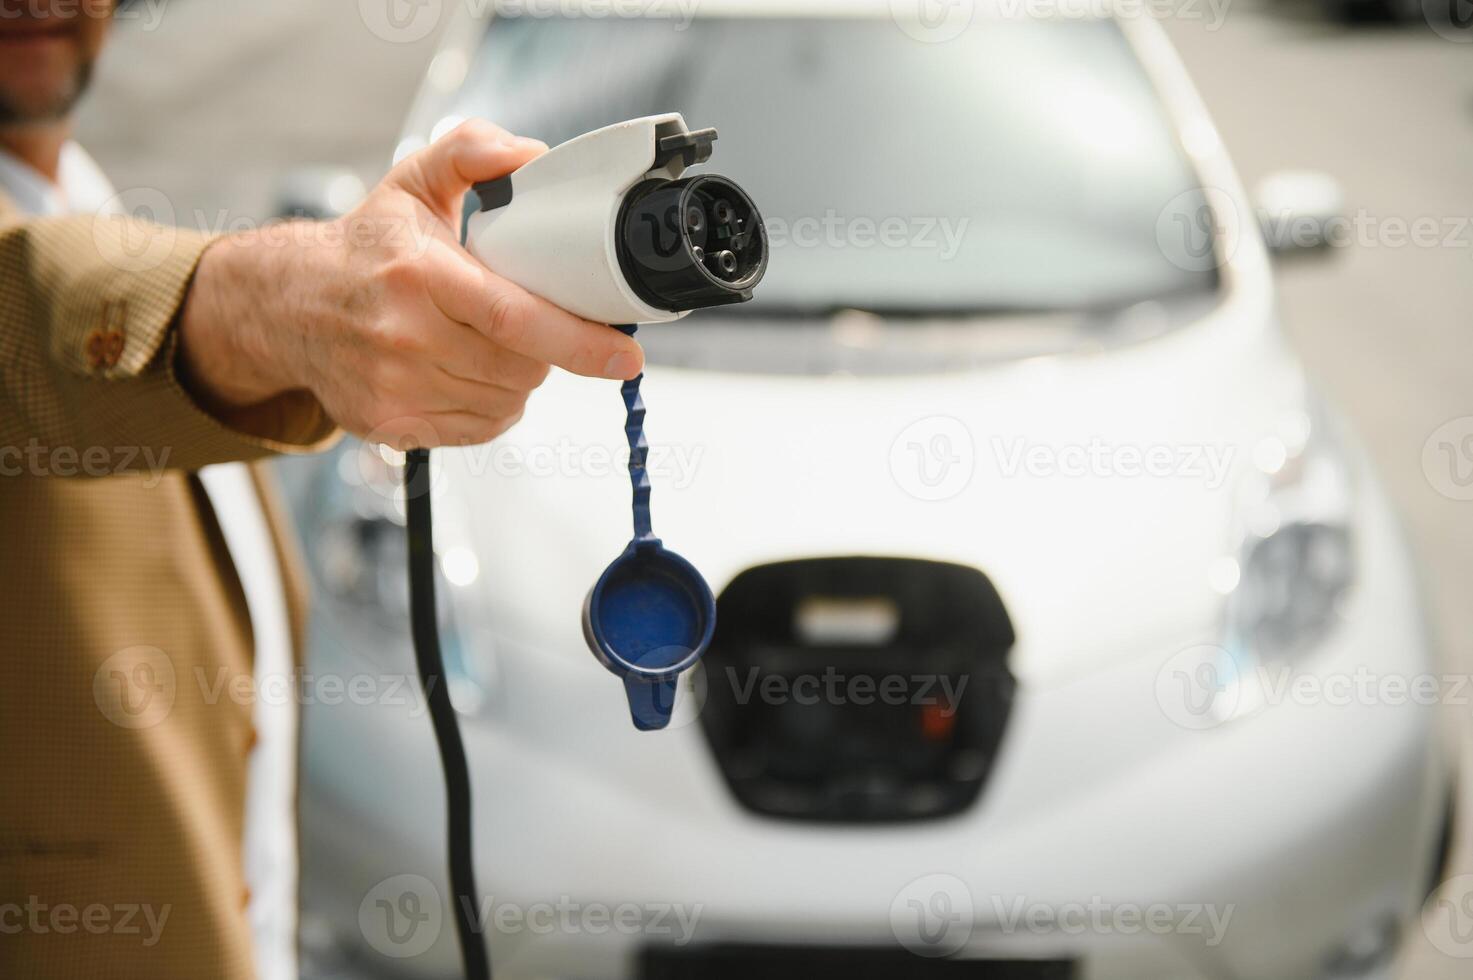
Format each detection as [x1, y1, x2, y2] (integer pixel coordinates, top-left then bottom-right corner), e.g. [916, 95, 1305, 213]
[93, 300, 128, 370]
[84, 330, 108, 370]
[103, 330, 126, 368]
[245, 725, 259, 754]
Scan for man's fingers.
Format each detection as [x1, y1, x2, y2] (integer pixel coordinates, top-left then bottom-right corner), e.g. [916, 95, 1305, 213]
[427, 249, 644, 381]
[426, 371, 529, 420]
[390, 119, 547, 219]
[437, 324, 551, 392]
[422, 410, 525, 447]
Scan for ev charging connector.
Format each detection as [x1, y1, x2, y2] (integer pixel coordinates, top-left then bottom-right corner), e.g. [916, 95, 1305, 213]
[466, 113, 765, 730]
[407, 115, 767, 980]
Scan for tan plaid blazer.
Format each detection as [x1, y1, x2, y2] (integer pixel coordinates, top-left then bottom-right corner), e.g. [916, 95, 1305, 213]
[0, 192, 338, 978]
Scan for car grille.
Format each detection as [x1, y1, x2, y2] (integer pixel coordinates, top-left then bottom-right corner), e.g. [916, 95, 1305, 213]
[697, 557, 1016, 823]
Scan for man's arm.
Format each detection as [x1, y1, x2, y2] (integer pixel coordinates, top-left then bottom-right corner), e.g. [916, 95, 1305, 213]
[0, 120, 645, 474]
[178, 120, 644, 449]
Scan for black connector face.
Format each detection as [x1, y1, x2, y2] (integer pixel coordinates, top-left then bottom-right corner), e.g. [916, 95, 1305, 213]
[617, 174, 768, 313]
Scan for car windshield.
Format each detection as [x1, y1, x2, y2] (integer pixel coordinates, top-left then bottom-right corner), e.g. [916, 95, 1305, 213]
[458, 14, 1217, 324]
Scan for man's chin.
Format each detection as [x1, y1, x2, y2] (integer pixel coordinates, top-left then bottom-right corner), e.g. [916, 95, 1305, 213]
[0, 64, 92, 127]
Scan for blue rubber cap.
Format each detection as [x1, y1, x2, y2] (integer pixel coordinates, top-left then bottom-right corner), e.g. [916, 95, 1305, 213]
[582, 539, 715, 730]
[584, 325, 716, 730]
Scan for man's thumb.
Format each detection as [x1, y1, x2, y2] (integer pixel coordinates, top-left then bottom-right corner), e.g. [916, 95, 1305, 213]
[389, 119, 547, 220]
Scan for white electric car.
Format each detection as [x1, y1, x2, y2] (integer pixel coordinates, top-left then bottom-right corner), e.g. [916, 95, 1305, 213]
[283, 3, 1456, 978]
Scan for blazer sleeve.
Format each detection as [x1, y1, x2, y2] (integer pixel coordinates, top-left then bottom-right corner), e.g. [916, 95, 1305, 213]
[0, 208, 341, 474]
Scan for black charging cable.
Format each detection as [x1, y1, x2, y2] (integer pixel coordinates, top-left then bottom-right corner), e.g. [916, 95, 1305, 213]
[405, 447, 491, 980]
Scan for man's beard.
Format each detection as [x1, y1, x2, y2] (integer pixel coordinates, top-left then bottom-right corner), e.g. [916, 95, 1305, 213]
[0, 60, 94, 126]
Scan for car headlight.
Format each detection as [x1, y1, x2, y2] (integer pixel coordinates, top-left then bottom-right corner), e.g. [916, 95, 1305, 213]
[1223, 406, 1357, 663]
[302, 440, 488, 714]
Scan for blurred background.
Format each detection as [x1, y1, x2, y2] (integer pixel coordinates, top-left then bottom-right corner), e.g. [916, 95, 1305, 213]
[75, 0, 1471, 976]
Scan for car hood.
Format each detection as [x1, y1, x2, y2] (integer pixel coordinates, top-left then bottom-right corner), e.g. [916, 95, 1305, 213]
[437, 296, 1307, 686]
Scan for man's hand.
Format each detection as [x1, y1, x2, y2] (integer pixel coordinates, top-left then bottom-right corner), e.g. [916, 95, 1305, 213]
[177, 119, 644, 447]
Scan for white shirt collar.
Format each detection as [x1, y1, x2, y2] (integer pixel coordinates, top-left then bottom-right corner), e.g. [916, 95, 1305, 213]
[0, 141, 115, 217]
